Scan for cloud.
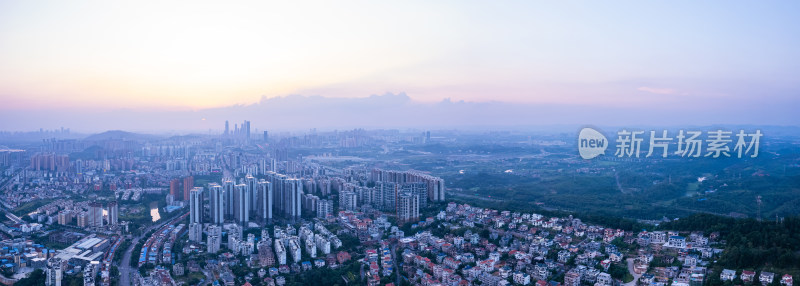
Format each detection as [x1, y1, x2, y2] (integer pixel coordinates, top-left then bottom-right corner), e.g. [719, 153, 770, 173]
[637, 87, 677, 95]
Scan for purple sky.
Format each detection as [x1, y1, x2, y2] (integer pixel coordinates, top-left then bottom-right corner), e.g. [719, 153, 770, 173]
[0, 1, 798, 132]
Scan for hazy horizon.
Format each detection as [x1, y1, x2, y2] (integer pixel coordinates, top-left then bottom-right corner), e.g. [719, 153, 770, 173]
[1, 1, 798, 131]
[1, 92, 798, 134]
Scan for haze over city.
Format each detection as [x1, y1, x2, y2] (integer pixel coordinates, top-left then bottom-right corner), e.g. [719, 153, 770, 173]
[1, 1, 799, 132]
[2, 2, 800, 286]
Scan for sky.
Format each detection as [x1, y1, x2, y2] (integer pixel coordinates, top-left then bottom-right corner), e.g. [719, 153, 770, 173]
[0, 1, 798, 131]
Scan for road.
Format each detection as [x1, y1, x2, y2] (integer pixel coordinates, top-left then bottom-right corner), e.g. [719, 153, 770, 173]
[0, 172, 18, 192]
[392, 244, 402, 286]
[623, 258, 642, 286]
[118, 234, 141, 286]
[119, 211, 189, 286]
[614, 169, 625, 193]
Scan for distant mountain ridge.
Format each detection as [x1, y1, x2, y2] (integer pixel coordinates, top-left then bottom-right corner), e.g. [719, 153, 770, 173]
[83, 130, 159, 141]
[1, 92, 797, 132]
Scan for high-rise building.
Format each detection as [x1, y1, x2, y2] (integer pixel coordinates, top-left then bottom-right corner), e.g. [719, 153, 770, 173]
[183, 176, 194, 201]
[376, 182, 397, 212]
[397, 192, 419, 223]
[285, 178, 302, 220]
[46, 257, 63, 286]
[431, 177, 446, 202]
[88, 202, 103, 228]
[222, 179, 234, 219]
[353, 186, 375, 207]
[75, 159, 83, 174]
[266, 172, 283, 214]
[245, 175, 257, 213]
[233, 184, 249, 225]
[256, 180, 272, 222]
[403, 182, 428, 209]
[188, 222, 203, 242]
[207, 225, 222, 253]
[107, 201, 119, 226]
[189, 187, 203, 224]
[30, 153, 69, 172]
[244, 120, 251, 141]
[316, 199, 333, 218]
[339, 190, 357, 212]
[77, 213, 88, 228]
[224, 120, 229, 136]
[370, 169, 446, 202]
[208, 183, 224, 224]
[169, 179, 180, 199]
[265, 172, 303, 220]
[303, 194, 319, 213]
[57, 211, 73, 225]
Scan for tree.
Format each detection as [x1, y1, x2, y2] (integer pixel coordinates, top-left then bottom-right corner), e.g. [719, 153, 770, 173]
[608, 263, 633, 283]
[659, 214, 800, 269]
[339, 233, 361, 250]
[15, 269, 46, 286]
[0, 266, 14, 278]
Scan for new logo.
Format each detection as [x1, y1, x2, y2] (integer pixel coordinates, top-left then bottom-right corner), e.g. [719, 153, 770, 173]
[578, 127, 608, 159]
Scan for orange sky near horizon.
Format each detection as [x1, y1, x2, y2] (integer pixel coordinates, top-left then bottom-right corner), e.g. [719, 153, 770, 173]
[1, 1, 798, 111]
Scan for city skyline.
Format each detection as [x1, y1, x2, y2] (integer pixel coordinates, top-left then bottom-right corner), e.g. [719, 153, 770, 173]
[2, 92, 798, 133]
[1, 2, 799, 285]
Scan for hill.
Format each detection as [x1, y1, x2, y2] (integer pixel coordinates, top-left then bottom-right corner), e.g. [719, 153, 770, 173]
[83, 130, 159, 141]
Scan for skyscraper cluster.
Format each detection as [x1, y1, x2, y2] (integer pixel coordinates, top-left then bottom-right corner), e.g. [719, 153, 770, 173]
[189, 172, 290, 228]
[29, 152, 70, 172]
[185, 168, 443, 228]
[265, 171, 303, 221]
[83, 201, 120, 228]
[370, 169, 446, 202]
[223, 120, 251, 142]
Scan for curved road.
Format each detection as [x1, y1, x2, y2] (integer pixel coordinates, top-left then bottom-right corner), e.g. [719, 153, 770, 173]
[623, 258, 642, 286]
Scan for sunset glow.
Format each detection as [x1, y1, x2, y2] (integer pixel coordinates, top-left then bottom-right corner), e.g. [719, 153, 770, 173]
[2, 1, 798, 112]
